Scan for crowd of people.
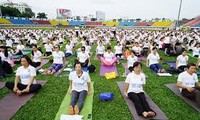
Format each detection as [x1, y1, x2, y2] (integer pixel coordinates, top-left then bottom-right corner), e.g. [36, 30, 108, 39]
[0, 27, 200, 118]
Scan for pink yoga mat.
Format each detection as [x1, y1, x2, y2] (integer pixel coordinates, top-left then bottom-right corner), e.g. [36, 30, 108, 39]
[100, 64, 118, 76]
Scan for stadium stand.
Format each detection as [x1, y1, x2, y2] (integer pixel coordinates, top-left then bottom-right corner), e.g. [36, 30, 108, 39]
[151, 21, 173, 27]
[85, 22, 102, 26]
[31, 20, 51, 25]
[68, 20, 85, 26]
[8, 18, 33, 24]
[134, 22, 154, 26]
[118, 21, 135, 26]
[183, 16, 200, 27]
[102, 21, 119, 27]
[0, 18, 12, 24]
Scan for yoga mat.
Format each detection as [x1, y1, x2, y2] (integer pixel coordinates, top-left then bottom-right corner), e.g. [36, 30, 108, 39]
[166, 62, 176, 69]
[54, 82, 94, 120]
[0, 82, 5, 89]
[138, 56, 146, 61]
[22, 51, 30, 55]
[12, 55, 22, 59]
[165, 84, 200, 112]
[100, 64, 118, 76]
[0, 80, 47, 120]
[36, 59, 49, 71]
[82, 67, 88, 72]
[117, 82, 168, 120]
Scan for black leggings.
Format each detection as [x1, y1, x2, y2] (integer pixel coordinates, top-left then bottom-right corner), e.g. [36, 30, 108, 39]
[32, 62, 41, 68]
[5, 82, 42, 93]
[128, 92, 153, 116]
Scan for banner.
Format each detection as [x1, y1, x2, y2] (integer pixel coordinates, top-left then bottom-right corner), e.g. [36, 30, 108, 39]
[57, 9, 72, 19]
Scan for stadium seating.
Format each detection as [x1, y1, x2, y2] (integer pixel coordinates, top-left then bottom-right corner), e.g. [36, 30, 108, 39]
[85, 22, 102, 26]
[118, 21, 135, 26]
[31, 20, 51, 25]
[134, 22, 154, 26]
[151, 21, 173, 27]
[102, 22, 119, 27]
[183, 16, 200, 27]
[0, 18, 12, 24]
[68, 20, 85, 26]
[8, 18, 33, 24]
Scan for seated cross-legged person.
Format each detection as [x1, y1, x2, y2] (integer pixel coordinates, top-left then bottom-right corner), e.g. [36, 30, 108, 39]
[124, 62, 156, 118]
[100, 46, 117, 66]
[65, 41, 73, 58]
[45, 45, 65, 75]
[176, 63, 200, 107]
[31, 45, 42, 68]
[68, 61, 91, 115]
[5, 55, 42, 96]
[96, 41, 105, 59]
[76, 46, 90, 68]
[127, 51, 138, 72]
[176, 49, 188, 73]
[146, 47, 165, 73]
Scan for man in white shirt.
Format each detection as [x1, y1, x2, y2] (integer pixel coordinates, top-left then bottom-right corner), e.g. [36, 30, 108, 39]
[176, 63, 200, 107]
[76, 46, 90, 67]
[176, 49, 188, 73]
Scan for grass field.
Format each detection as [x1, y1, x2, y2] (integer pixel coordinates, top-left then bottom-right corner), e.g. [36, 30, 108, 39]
[0, 34, 200, 120]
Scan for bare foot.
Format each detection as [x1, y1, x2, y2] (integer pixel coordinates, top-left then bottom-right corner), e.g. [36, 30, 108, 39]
[147, 111, 156, 118]
[142, 111, 148, 118]
[68, 106, 74, 115]
[74, 106, 80, 115]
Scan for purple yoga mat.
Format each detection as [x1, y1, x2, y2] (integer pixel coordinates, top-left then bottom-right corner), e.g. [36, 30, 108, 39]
[138, 56, 146, 61]
[0, 80, 46, 120]
[36, 59, 49, 71]
[100, 64, 118, 76]
[165, 84, 200, 112]
[118, 82, 168, 120]
[0, 82, 5, 89]
[122, 63, 131, 75]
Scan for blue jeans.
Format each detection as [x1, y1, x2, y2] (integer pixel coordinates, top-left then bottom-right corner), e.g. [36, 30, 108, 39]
[70, 90, 87, 111]
[150, 63, 162, 73]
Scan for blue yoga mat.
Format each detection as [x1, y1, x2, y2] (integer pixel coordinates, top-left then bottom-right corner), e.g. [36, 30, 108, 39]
[166, 62, 176, 69]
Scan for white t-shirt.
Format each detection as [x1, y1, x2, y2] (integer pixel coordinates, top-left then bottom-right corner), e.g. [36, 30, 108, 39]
[69, 71, 91, 92]
[125, 72, 146, 93]
[85, 45, 91, 54]
[32, 50, 42, 62]
[114, 45, 123, 54]
[192, 47, 200, 56]
[177, 71, 198, 91]
[104, 52, 115, 62]
[176, 55, 188, 67]
[52, 51, 64, 64]
[132, 46, 142, 53]
[96, 45, 105, 54]
[16, 65, 36, 85]
[147, 53, 160, 66]
[77, 52, 90, 63]
[6, 40, 13, 47]
[44, 44, 53, 52]
[65, 44, 72, 54]
[127, 56, 138, 68]
[17, 45, 25, 51]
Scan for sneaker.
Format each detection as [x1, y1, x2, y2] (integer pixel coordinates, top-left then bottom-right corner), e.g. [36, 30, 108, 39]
[68, 106, 74, 115]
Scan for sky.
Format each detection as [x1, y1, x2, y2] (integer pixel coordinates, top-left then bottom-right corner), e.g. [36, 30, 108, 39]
[1, 0, 200, 20]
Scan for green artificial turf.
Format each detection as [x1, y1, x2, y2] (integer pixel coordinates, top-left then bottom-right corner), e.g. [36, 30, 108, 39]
[0, 31, 200, 120]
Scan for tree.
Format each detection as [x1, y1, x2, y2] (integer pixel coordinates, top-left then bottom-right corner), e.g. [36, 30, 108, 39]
[36, 12, 47, 19]
[136, 18, 142, 22]
[20, 8, 35, 18]
[1, 6, 21, 17]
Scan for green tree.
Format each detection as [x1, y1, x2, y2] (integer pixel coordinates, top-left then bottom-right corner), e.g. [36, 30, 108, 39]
[136, 18, 142, 22]
[36, 12, 47, 19]
[1, 6, 21, 17]
[20, 8, 35, 18]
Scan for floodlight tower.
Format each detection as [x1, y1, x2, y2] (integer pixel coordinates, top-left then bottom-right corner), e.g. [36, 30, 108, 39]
[176, 0, 183, 28]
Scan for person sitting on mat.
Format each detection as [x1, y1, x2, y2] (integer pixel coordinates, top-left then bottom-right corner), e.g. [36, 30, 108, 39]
[44, 40, 53, 56]
[65, 41, 73, 58]
[176, 63, 200, 107]
[100, 46, 117, 66]
[146, 47, 165, 73]
[76, 46, 90, 68]
[31, 45, 42, 68]
[176, 49, 188, 73]
[124, 62, 156, 118]
[127, 51, 138, 72]
[14, 40, 24, 55]
[96, 41, 105, 59]
[114, 41, 123, 59]
[192, 43, 200, 58]
[68, 61, 91, 115]
[5, 55, 42, 96]
[44, 45, 65, 75]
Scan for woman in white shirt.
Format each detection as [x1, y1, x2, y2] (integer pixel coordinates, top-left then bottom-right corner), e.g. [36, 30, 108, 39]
[44, 40, 53, 56]
[5, 55, 42, 96]
[31, 45, 42, 68]
[176, 49, 188, 73]
[65, 41, 73, 58]
[76, 46, 90, 68]
[68, 62, 91, 115]
[124, 62, 156, 118]
[14, 40, 24, 55]
[176, 63, 200, 106]
[100, 46, 117, 66]
[96, 41, 105, 58]
[46, 45, 65, 75]
[127, 51, 138, 72]
[192, 43, 200, 57]
[114, 41, 123, 59]
[146, 47, 165, 73]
